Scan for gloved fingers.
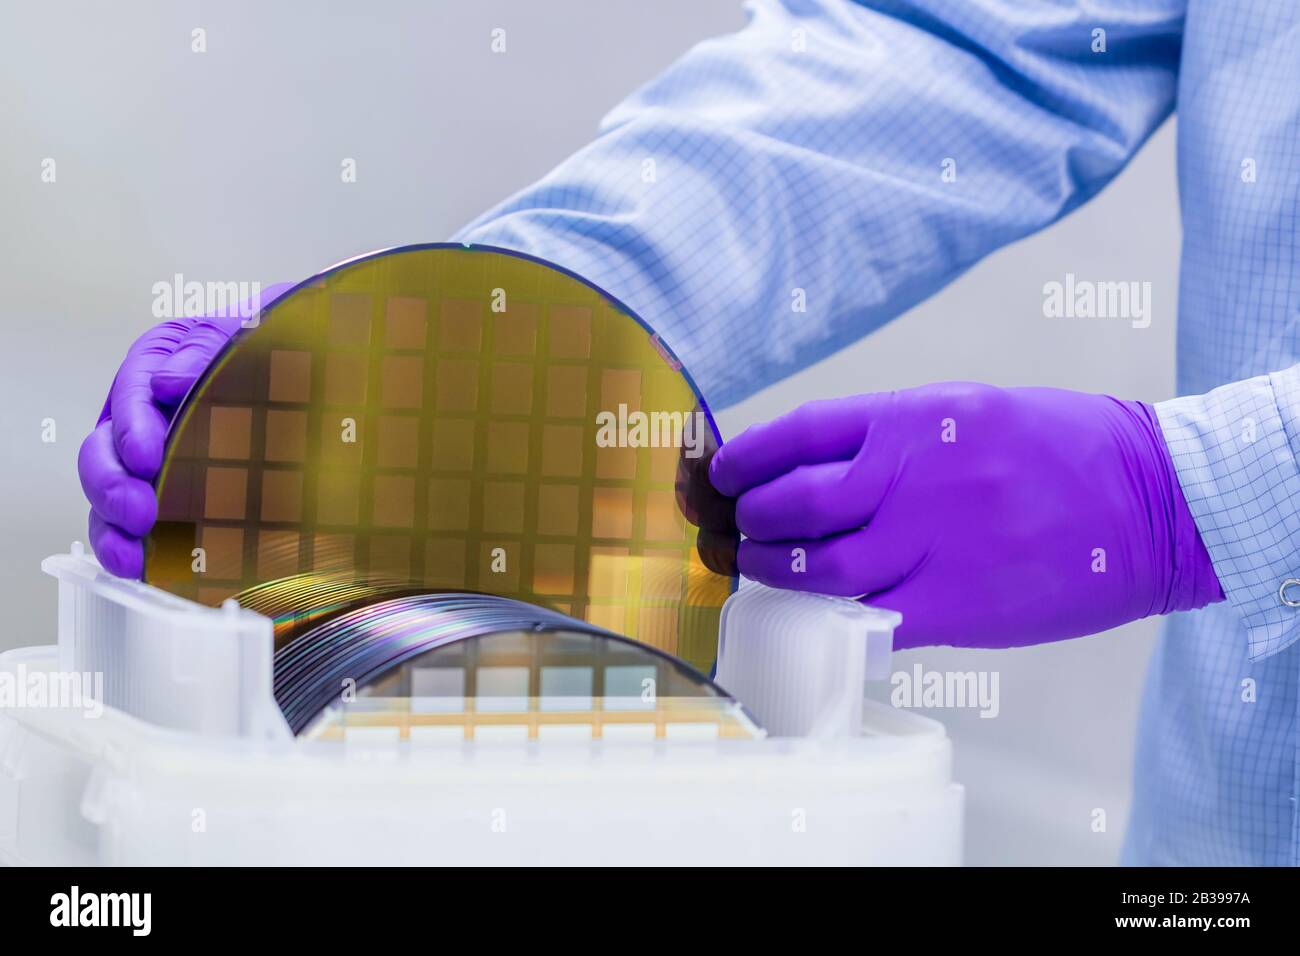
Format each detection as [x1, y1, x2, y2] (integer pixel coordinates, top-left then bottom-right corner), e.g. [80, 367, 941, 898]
[108, 370, 170, 481]
[78, 421, 158, 537]
[150, 282, 294, 404]
[88, 510, 145, 579]
[734, 457, 889, 542]
[149, 315, 244, 404]
[676, 445, 740, 576]
[737, 527, 903, 596]
[103, 320, 195, 479]
[676, 446, 737, 534]
[710, 393, 884, 496]
[695, 528, 739, 576]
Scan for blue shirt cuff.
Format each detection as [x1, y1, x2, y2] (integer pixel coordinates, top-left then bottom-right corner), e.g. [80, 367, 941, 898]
[1156, 365, 1300, 661]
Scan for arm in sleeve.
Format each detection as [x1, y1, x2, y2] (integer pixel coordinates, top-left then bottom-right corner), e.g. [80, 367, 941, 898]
[1157, 365, 1300, 661]
[455, 0, 1185, 407]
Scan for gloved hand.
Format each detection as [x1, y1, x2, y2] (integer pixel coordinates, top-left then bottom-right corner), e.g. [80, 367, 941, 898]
[78, 283, 293, 578]
[708, 382, 1224, 649]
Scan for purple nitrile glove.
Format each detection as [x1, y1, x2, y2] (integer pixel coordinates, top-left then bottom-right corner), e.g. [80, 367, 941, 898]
[709, 382, 1225, 650]
[78, 282, 294, 578]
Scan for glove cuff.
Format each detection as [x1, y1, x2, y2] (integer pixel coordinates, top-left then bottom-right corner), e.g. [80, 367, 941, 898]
[1133, 400, 1225, 613]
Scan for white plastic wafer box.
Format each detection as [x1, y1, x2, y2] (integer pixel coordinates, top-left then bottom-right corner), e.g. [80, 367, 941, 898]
[0, 547, 963, 866]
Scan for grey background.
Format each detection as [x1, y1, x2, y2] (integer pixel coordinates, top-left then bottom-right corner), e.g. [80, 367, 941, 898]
[0, 1, 1180, 864]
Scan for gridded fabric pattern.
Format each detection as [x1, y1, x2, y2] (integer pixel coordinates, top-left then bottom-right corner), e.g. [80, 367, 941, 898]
[1157, 368, 1300, 662]
[1122, 604, 1298, 866]
[147, 247, 736, 675]
[455, 0, 1184, 408]
[301, 629, 761, 742]
[453, 1, 1300, 863]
